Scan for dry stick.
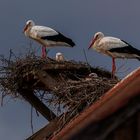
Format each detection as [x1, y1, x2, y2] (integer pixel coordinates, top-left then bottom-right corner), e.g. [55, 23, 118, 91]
[29, 40, 37, 56]
[1, 93, 4, 106]
[35, 109, 40, 117]
[12, 49, 17, 59]
[116, 60, 127, 73]
[29, 40, 46, 56]
[8, 49, 12, 65]
[116, 60, 130, 74]
[83, 49, 92, 73]
[31, 106, 34, 134]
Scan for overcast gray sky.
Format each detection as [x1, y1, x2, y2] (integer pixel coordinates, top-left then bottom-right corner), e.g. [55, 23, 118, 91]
[0, 0, 140, 139]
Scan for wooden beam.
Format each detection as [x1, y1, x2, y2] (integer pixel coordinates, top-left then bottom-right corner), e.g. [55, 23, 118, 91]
[26, 112, 73, 140]
[26, 117, 60, 140]
[41, 62, 112, 78]
[19, 89, 56, 121]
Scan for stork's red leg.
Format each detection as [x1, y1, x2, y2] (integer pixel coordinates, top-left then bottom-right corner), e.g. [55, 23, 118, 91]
[112, 57, 116, 78]
[41, 46, 47, 59]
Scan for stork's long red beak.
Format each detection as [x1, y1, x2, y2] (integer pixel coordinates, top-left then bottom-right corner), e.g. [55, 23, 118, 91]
[88, 38, 96, 49]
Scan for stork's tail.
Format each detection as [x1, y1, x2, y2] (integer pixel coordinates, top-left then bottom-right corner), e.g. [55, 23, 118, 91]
[56, 32, 75, 47]
[136, 50, 140, 61]
[65, 37, 75, 47]
[137, 57, 140, 61]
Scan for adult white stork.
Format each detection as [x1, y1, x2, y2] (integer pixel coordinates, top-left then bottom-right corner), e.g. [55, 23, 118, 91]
[88, 32, 140, 77]
[23, 20, 75, 58]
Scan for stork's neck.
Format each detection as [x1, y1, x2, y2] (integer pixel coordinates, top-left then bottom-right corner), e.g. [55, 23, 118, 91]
[24, 26, 32, 37]
[94, 37, 103, 47]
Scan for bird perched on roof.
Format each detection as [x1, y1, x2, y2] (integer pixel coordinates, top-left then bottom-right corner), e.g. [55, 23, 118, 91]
[88, 32, 140, 77]
[23, 20, 75, 58]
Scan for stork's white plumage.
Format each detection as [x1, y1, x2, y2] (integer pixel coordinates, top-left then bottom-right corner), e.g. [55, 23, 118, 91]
[89, 32, 140, 77]
[23, 20, 75, 58]
[55, 52, 65, 62]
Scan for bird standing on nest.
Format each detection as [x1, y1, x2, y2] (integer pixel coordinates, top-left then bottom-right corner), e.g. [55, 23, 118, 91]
[23, 20, 75, 58]
[88, 32, 140, 78]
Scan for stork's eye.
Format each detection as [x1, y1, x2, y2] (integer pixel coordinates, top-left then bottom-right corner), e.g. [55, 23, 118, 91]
[96, 34, 99, 39]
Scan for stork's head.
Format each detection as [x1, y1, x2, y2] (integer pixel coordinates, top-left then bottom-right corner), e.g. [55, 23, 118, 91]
[23, 20, 35, 33]
[56, 52, 65, 62]
[88, 32, 104, 49]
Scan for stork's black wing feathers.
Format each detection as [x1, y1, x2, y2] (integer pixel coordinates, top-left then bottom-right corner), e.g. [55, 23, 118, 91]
[109, 40, 140, 56]
[41, 32, 75, 47]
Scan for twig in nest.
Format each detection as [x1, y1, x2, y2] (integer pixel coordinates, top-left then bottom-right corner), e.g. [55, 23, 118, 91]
[83, 48, 92, 73]
[1, 93, 5, 106]
[31, 106, 34, 134]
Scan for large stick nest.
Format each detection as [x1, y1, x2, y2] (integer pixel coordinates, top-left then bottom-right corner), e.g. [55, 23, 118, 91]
[0, 52, 119, 118]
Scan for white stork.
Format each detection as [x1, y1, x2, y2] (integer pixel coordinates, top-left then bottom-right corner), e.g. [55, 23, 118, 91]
[88, 32, 140, 77]
[55, 52, 65, 62]
[23, 20, 75, 58]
